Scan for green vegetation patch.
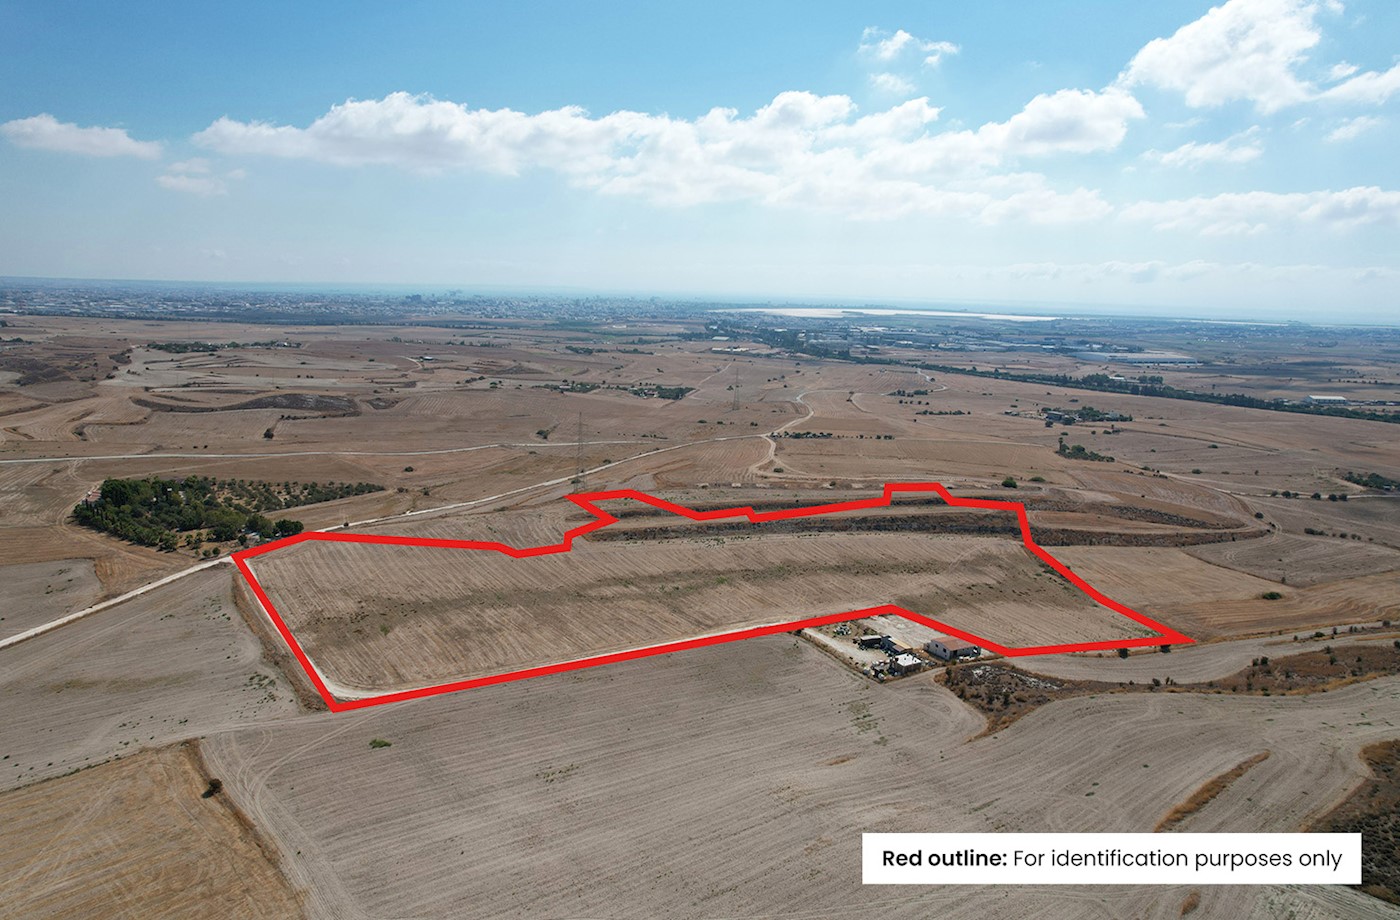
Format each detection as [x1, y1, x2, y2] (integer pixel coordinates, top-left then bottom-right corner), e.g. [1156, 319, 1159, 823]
[1344, 471, 1400, 492]
[1056, 442, 1115, 463]
[147, 340, 299, 353]
[73, 475, 382, 551]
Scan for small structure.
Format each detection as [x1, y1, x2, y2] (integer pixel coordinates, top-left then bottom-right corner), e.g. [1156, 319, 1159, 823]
[881, 637, 915, 656]
[926, 637, 981, 661]
[856, 634, 886, 650]
[890, 654, 924, 676]
[1304, 395, 1348, 405]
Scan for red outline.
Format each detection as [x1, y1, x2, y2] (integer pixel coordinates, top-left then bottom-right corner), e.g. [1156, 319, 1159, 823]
[233, 483, 1191, 712]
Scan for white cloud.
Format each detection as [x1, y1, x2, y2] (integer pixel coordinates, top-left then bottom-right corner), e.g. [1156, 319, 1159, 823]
[864, 88, 1144, 176]
[859, 28, 960, 67]
[1326, 114, 1382, 141]
[194, 90, 1133, 222]
[157, 173, 227, 196]
[1122, 186, 1400, 234]
[157, 157, 240, 196]
[1119, 0, 1400, 115]
[1143, 129, 1263, 167]
[988, 88, 1144, 156]
[1119, 0, 1328, 113]
[1319, 63, 1400, 105]
[0, 113, 161, 159]
[869, 72, 915, 96]
[921, 41, 961, 68]
[168, 157, 213, 174]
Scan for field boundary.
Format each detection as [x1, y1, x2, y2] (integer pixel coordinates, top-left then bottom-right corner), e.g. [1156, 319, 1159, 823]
[232, 482, 1193, 712]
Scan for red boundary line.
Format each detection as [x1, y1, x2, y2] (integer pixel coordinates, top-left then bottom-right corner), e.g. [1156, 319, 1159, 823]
[232, 482, 1192, 712]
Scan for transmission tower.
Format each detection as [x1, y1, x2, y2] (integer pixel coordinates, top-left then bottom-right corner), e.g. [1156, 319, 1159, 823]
[575, 411, 586, 490]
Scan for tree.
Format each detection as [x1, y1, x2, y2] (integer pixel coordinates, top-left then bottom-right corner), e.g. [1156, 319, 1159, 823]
[274, 519, 304, 537]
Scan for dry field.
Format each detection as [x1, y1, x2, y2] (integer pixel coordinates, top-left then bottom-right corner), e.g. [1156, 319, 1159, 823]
[249, 527, 1154, 694]
[1185, 531, 1400, 586]
[0, 558, 100, 641]
[5, 313, 1400, 917]
[197, 634, 1400, 919]
[1053, 545, 1400, 639]
[0, 566, 301, 792]
[0, 742, 301, 920]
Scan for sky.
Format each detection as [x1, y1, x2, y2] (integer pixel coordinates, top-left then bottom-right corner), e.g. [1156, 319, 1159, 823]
[1, 0, 1397, 320]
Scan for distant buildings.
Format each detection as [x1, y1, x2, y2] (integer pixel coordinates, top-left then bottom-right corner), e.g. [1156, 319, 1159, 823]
[1304, 394, 1348, 405]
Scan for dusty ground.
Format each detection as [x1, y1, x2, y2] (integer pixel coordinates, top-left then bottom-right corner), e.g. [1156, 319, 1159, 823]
[0, 742, 301, 920]
[5, 313, 1400, 917]
[198, 635, 1400, 919]
[249, 528, 1152, 693]
[0, 566, 300, 791]
[0, 558, 100, 641]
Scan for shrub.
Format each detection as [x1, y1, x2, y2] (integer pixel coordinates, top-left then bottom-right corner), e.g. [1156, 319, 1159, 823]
[369, 738, 392, 749]
[1001, 476, 1018, 489]
[1260, 591, 1284, 600]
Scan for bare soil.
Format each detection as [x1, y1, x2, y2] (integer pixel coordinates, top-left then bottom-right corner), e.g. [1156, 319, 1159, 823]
[0, 741, 302, 919]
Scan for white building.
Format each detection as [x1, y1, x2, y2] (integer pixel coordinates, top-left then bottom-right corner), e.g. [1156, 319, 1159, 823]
[926, 637, 981, 661]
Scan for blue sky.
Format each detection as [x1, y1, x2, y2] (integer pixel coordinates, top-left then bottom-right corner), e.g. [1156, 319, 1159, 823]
[1, 1, 1397, 320]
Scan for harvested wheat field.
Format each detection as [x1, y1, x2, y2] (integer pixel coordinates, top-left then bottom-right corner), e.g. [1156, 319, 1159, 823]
[1185, 532, 1400, 586]
[248, 523, 1157, 693]
[0, 558, 100, 641]
[199, 636, 1400, 920]
[0, 742, 301, 920]
[0, 566, 301, 791]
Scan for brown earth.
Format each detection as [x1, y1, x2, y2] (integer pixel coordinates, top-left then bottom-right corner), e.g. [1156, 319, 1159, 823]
[0, 741, 302, 919]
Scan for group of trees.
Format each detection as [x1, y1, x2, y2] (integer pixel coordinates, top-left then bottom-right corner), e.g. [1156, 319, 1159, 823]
[72, 475, 367, 551]
[1344, 471, 1400, 492]
[1057, 442, 1116, 462]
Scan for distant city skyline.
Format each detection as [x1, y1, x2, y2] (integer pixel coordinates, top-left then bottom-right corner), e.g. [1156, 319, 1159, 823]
[1, 1, 1397, 320]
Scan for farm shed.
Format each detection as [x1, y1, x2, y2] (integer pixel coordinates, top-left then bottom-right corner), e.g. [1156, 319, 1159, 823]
[881, 637, 915, 656]
[926, 638, 981, 661]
